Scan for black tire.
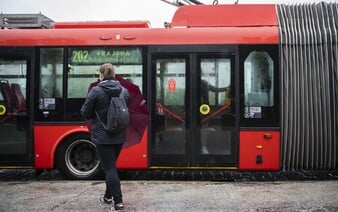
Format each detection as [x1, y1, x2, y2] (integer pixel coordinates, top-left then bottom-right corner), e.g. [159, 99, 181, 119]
[55, 133, 103, 180]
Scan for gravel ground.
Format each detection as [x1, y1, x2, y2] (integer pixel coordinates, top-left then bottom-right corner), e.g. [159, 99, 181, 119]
[0, 168, 338, 181]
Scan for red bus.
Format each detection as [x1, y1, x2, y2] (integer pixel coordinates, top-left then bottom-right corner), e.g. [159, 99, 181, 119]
[0, 3, 337, 179]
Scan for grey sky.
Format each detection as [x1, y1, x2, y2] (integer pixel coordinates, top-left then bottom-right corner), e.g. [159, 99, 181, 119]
[0, 0, 334, 27]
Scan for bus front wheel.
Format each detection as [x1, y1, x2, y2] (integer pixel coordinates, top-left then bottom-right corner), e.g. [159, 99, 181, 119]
[55, 133, 103, 180]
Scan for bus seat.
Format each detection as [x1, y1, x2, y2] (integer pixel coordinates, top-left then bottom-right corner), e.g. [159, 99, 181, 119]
[11, 83, 26, 108]
[0, 80, 17, 111]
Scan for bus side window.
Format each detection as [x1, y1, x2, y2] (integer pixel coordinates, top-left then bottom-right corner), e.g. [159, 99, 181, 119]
[244, 51, 274, 118]
[39, 48, 63, 110]
[0, 61, 27, 113]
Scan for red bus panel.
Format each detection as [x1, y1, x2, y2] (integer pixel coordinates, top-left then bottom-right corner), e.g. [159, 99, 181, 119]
[34, 125, 148, 169]
[239, 130, 280, 170]
[171, 4, 278, 28]
[34, 125, 88, 168]
[0, 27, 278, 46]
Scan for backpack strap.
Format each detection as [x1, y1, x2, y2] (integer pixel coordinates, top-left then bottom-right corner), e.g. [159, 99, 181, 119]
[95, 86, 110, 130]
[94, 85, 122, 130]
[95, 109, 108, 130]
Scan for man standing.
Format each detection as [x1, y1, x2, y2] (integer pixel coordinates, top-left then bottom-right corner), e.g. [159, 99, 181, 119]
[81, 63, 129, 211]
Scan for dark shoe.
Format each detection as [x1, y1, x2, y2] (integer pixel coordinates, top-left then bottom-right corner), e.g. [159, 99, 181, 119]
[114, 202, 124, 211]
[99, 196, 112, 205]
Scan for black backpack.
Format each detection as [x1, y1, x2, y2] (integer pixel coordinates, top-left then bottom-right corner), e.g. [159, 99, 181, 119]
[96, 87, 129, 133]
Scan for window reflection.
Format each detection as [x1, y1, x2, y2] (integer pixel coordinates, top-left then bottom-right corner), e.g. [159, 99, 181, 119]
[244, 51, 274, 106]
[201, 58, 231, 106]
[67, 47, 143, 98]
[39, 48, 63, 110]
[244, 51, 274, 119]
[200, 58, 232, 155]
[67, 64, 143, 98]
[155, 59, 186, 155]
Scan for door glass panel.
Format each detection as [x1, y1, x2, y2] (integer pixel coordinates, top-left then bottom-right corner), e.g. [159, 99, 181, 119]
[0, 59, 27, 154]
[200, 58, 232, 155]
[155, 59, 186, 154]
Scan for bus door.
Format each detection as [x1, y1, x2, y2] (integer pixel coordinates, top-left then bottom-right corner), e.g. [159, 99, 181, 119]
[197, 55, 237, 166]
[0, 48, 33, 166]
[151, 52, 237, 167]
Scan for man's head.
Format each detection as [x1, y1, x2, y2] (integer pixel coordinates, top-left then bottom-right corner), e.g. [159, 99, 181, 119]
[99, 63, 116, 80]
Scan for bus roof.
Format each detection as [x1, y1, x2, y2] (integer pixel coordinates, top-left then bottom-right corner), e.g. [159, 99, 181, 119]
[0, 4, 279, 46]
[171, 4, 278, 27]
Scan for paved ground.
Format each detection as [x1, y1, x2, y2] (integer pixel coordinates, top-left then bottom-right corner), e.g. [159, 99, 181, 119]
[0, 169, 338, 211]
[1, 180, 338, 211]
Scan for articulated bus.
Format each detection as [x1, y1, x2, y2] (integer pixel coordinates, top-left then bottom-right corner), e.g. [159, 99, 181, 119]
[0, 3, 337, 179]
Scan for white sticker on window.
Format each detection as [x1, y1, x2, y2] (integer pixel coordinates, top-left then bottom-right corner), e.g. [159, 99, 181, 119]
[244, 107, 262, 118]
[39, 98, 56, 110]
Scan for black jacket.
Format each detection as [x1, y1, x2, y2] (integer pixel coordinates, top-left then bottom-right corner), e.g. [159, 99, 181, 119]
[81, 79, 130, 145]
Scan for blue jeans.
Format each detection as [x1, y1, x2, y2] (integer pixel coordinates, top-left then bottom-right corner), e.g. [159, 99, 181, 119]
[96, 143, 123, 204]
